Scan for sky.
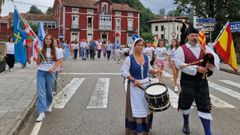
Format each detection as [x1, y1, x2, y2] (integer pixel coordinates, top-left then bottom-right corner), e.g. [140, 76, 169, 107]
[1, 0, 174, 16]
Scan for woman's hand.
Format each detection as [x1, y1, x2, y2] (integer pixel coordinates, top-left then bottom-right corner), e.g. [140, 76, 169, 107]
[49, 68, 55, 73]
[133, 80, 141, 87]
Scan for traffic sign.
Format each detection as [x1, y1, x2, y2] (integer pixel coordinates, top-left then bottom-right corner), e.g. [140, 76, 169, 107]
[203, 27, 214, 32]
[171, 32, 176, 38]
[196, 18, 216, 23]
[230, 22, 240, 32]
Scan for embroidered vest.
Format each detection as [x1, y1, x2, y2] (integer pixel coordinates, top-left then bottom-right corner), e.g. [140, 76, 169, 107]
[129, 55, 149, 79]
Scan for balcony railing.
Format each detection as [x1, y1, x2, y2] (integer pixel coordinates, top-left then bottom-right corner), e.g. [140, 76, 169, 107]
[127, 26, 134, 32]
[99, 14, 112, 31]
[71, 23, 79, 29]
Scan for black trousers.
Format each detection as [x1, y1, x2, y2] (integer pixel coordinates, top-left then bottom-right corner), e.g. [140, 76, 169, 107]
[6, 54, 14, 68]
[97, 50, 101, 59]
[90, 50, 95, 60]
[107, 51, 111, 60]
[178, 74, 212, 113]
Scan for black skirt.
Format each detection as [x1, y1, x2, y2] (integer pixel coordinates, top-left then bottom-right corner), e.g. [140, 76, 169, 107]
[6, 54, 15, 68]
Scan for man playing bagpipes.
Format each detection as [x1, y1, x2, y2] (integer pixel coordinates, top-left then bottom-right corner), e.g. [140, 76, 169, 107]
[174, 25, 220, 135]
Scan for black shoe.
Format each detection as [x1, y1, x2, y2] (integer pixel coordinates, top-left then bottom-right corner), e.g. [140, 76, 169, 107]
[182, 124, 190, 134]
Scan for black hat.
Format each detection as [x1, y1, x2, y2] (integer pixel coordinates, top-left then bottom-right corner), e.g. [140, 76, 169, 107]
[186, 25, 199, 35]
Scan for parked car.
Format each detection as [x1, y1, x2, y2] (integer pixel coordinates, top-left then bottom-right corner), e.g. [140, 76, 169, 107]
[0, 55, 6, 73]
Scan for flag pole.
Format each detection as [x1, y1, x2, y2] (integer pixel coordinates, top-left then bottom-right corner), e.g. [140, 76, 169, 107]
[213, 21, 229, 46]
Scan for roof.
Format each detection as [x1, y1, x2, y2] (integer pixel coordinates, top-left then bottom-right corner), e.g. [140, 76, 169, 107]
[148, 16, 188, 23]
[112, 3, 139, 12]
[0, 16, 9, 23]
[61, 0, 97, 9]
[8, 13, 56, 21]
[59, 0, 139, 12]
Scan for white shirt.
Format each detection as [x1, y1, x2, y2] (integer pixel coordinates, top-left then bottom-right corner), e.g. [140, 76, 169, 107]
[37, 48, 62, 71]
[73, 43, 79, 49]
[154, 47, 168, 60]
[55, 47, 64, 71]
[174, 43, 220, 76]
[144, 47, 155, 58]
[80, 41, 87, 48]
[6, 42, 14, 54]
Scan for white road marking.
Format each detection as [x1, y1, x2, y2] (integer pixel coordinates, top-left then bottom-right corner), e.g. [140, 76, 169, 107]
[29, 122, 42, 135]
[209, 81, 240, 100]
[53, 78, 85, 109]
[167, 87, 179, 108]
[218, 80, 240, 89]
[61, 72, 121, 75]
[210, 94, 235, 108]
[87, 78, 110, 109]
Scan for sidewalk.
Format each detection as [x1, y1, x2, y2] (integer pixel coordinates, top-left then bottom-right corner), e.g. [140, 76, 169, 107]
[0, 63, 37, 135]
[220, 63, 240, 75]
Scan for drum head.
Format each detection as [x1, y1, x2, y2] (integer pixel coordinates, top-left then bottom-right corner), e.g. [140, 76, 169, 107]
[145, 83, 167, 96]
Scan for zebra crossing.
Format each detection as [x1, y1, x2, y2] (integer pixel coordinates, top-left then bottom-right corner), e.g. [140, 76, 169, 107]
[53, 72, 240, 110]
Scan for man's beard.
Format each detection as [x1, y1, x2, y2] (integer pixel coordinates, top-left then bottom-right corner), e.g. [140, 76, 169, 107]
[189, 39, 198, 46]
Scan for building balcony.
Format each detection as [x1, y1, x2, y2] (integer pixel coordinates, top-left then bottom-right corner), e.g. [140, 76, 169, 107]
[127, 27, 134, 32]
[99, 14, 112, 31]
[71, 23, 79, 29]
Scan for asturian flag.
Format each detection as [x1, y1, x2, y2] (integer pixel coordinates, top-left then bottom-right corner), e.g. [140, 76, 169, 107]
[14, 8, 27, 65]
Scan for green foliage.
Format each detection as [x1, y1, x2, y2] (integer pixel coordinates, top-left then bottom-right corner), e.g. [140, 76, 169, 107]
[111, 0, 155, 33]
[29, 23, 38, 34]
[28, 5, 43, 14]
[141, 32, 154, 43]
[174, 0, 240, 51]
[46, 7, 53, 15]
[167, 8, 183, 17]
[158, 8, 166, 16]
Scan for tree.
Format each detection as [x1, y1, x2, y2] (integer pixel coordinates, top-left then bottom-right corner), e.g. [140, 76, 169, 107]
[141, 32, 154, 43]
[46, 7, 53, 15]
[167, 9, 183, 17]
[158, 8, 166, 16]
[28, 5, 43, 14]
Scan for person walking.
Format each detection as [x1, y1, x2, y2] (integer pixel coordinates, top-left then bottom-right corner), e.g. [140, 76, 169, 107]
[168, 39, 179, 92]
[96, 39, 103, 59]
[36, 34, 62, 122]
[73, 41, 79, 60]
[175, 27, 220, 135]
[106, 41, 113, 60]
[89, 40, 96, 60]
[121, 38, 159, 135]
[4, 36, 15, 71]
[154, 39, 168, 83]
[80, 39, 88, 60]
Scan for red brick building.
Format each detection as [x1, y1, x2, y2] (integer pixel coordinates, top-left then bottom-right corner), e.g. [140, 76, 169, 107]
[53, 0, 140, 44]
[0, 0, 140, 45]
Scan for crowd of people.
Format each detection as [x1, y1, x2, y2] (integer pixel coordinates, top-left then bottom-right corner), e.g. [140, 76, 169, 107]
[3, 26, 220, 135]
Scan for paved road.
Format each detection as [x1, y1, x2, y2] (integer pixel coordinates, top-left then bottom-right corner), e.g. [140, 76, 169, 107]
[19, 58, 240, 135]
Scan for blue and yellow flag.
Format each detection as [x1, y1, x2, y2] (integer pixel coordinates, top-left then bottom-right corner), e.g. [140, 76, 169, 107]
[14, 8, 27, 65]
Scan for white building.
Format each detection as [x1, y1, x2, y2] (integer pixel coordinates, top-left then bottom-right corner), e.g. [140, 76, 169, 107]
[149, 16, 188, 43]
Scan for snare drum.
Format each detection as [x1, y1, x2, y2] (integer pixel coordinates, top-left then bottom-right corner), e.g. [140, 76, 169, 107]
[145, 83, 170, 112]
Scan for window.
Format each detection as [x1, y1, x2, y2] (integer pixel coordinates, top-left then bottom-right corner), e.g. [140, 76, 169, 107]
[72, 8, 79, 13]
[115, 11, 121, 16]
[87, 17, 93, 28]
[128, 12, 133, 17]
[52, 23, 56, 28]
[87, 9, 93, 14]
[155, 26, 158, 31]
[128, 19, 133, 31]
[115, 18, 121, 30]
[161, 34, 164, 39]
[161, 25, 164, 31]
[102, 3, 108, 14]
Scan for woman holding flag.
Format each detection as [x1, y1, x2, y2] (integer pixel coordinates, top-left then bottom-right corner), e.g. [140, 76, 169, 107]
[36, 34, 62, 122]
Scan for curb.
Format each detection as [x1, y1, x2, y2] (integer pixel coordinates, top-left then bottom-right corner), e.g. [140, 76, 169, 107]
[7, 95, 37, 135]
[220, 68, 240, 76]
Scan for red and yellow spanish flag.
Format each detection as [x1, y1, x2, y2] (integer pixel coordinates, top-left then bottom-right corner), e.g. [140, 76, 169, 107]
[198, 29, 206, 47]
[215, 23, 238, 71]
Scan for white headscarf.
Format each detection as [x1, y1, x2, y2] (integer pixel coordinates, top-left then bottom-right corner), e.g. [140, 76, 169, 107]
[130, 38, 144, 55]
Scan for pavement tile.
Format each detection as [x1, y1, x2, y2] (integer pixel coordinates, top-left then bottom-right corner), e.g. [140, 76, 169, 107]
[0, 118, 17, 132]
